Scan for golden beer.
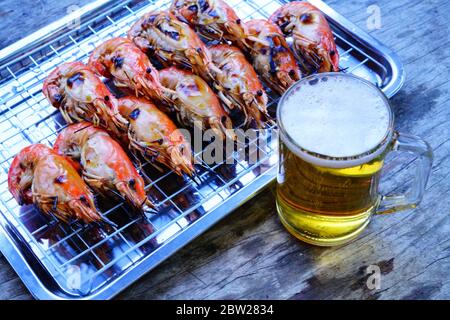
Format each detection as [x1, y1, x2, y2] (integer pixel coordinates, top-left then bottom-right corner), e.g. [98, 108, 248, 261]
[276, 73, 433, 246]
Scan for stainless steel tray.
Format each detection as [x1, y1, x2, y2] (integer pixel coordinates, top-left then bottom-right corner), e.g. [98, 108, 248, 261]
[0, 0, 404, 299]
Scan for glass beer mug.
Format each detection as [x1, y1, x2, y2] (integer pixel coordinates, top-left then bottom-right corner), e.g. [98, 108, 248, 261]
[276, 73, 433, 246]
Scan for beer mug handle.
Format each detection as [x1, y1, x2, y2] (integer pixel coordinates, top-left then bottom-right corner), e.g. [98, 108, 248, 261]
[377, 132, 433, 214]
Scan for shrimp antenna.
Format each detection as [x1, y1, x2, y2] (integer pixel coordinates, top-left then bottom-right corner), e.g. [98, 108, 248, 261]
[44, 205, 62, 228]
[99, 214, 118, 229]
[139, 197, 157, 214]
[74, 123, 93, 133]
[149, 161, 165, 173]
[196, 161, 215, 174]
[51, 196, 58, 211]
[187, 172, 203, 186]
[143, 206, 158, 217]
[71, 220, 85, 230]
[130, 152, 145, 172]
[109, 188, 127, 202]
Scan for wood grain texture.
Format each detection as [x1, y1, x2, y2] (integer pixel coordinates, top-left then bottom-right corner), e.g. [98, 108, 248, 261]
[0, 0, 92, 48]
[1, 0, 450, 300]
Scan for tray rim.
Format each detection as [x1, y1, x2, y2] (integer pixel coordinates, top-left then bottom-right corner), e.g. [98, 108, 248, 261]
[0, 0, 405, 300]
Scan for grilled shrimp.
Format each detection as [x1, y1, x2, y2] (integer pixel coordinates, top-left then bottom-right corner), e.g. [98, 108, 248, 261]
[54, 122, 153, 211]
[8, 144, 55, 205]
[8, 144, 102, 224]
[269, 1, 339, 73]
[118, 97, 194, 176]
[159, 67, 235, 140]
[128, 11, 215, 80]
[43, 62, 128, 140]
[88, 37, 164, 102]
[209, 44, 269, 128]
[246, 19, 301, 94]
[170, 0, 250, 49]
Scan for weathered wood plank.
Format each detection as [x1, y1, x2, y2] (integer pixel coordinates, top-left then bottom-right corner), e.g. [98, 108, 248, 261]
[0, 0, 92, 48]
[1, 0, 450, 300]
[0, 255, 31, 299]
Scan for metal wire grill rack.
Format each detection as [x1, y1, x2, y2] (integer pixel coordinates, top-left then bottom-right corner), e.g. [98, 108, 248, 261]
[0, 0, 401, 298]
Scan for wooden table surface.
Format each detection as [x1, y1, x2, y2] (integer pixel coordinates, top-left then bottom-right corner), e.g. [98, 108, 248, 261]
[1, 0, 449, 300]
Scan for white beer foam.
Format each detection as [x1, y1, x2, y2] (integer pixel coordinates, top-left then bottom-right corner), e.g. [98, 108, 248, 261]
[280, 75, 391, 167]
